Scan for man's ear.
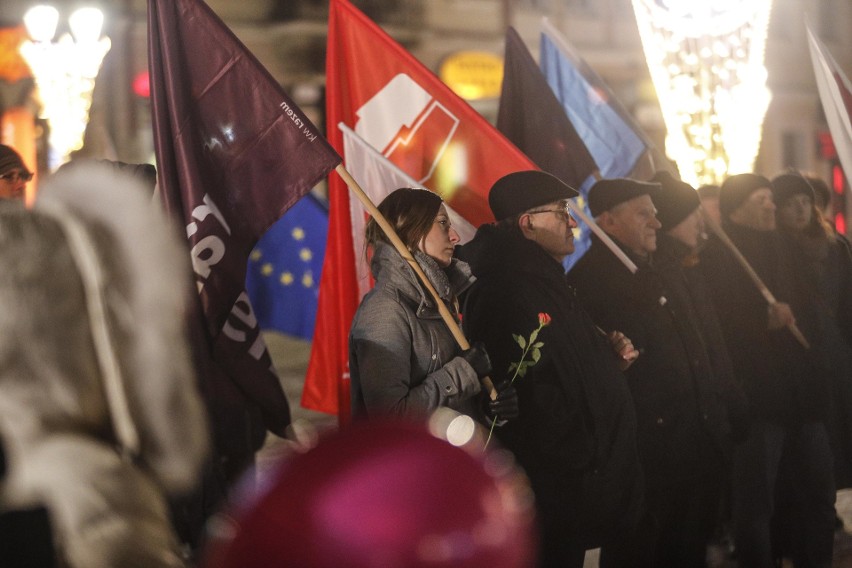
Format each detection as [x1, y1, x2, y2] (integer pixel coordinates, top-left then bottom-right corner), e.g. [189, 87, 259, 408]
[596, 211, 612, 232]
[518, 213, 535, 239]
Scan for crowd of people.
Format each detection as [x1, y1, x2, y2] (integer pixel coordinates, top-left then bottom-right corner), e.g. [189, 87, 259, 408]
[1, 134, 851, 568]
[351, 166, 852, 568]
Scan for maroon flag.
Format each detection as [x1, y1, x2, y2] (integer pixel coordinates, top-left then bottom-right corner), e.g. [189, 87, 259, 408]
[148, 0, 341, 440]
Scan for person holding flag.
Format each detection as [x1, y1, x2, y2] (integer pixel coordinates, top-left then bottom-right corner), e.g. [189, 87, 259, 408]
[349, 187, 518, 423]
[700, 173, 834, 567]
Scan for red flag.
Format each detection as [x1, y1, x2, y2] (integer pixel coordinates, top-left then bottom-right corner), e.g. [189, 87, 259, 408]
[302, 0, 536, 420]
[148, 0, 341, 440]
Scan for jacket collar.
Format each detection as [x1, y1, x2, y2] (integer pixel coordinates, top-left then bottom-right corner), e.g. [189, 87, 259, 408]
[370, 242, 474, 316]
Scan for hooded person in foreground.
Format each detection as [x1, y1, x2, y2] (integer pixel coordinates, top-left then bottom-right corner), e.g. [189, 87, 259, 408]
[0, 163, 209, 567]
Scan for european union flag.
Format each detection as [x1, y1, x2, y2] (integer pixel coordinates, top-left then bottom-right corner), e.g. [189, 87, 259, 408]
[246, 193, 328, 340]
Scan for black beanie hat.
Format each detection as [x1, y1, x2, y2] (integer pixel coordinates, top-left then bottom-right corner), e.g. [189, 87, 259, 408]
[489, 170, 578, 220]
[0, 145, 28, 176]
[588, 178, 660, 217]
[650, 171, 700, 231]
[719, 173, 771, 219]
[770, 173, 815, 207]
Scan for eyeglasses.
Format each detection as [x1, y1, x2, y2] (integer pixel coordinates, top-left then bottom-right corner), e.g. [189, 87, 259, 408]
[0, 171, 33, 183]
[526, 202, 573, 221]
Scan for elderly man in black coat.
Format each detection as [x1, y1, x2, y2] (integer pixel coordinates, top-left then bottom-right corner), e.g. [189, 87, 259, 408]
[458, 171, 643, 568]
[700, 173, 835, 568]
[567, 177, 737, 567]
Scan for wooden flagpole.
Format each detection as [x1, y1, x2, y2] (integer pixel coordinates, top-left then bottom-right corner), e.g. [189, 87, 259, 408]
[700, 208, 810, 349]
[335, 164, 498, 400]
[566, 199, 638, 274]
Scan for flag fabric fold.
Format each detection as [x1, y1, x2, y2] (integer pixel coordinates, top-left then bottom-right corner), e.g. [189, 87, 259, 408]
[303, 0, 536, 419]
[807, 26, 852, 188]
[148, 0, 341, 438]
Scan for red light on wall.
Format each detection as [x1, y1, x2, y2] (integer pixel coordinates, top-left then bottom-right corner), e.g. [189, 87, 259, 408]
[833, 164, 845, 195]
[819, 131, 838, 159]
[132, 71, 150, 98]
[836, 212, 846, 235]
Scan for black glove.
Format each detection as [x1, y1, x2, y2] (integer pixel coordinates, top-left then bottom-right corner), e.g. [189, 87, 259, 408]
[461, 341, 493, 379]
[485, 380, 520, 421]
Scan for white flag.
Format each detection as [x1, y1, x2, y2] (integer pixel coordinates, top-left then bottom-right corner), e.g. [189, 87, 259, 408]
[340, 122, 476, 299]
[807, 26, 852, 187]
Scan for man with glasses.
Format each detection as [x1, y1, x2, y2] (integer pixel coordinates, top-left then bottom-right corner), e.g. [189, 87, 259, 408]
[567, 177, 736, 567]
[458, 170, 643, 568]
[0, 145, 33, 202]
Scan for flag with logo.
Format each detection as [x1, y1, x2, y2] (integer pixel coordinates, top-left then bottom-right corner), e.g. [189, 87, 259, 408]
[303, 0, 537, 419]
[148, 0, 341, 442]
[807, 26, 852, 188]
[246, 193, 328, 340]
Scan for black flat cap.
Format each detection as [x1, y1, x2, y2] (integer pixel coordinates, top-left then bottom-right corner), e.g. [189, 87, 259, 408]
[651, 171, 700, 231]
[489, 170, 578, 220]
[588, 178, 660, 217]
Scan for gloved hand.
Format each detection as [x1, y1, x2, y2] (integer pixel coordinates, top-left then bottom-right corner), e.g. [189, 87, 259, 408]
[461, 342, 493, 379]
[485, 380, 520, 422]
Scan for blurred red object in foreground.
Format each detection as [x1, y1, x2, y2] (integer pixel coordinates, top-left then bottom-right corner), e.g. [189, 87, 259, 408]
[202, 419, 537, 568]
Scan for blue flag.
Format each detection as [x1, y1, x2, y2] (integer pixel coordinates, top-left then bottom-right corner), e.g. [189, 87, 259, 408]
[539, 21, 662, 270]
[246, 193, 328, 340]
[539, 21, 648, 179]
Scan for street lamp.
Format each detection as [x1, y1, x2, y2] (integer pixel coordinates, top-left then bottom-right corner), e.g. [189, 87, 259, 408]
[19, 4, 111, 170]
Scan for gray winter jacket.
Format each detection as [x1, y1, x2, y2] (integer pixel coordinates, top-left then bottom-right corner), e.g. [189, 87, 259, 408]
[349, 242, 482, 420]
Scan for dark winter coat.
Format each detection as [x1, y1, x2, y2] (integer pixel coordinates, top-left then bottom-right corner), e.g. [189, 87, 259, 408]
[783, 230, 852, 486]
[698, 222, 829, 425]
[458, 224, 643, 551]
[567, 234, 732, 491]
[349, 242, 482, 421]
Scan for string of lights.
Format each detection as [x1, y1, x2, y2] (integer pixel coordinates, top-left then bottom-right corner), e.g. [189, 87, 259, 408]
[631, 0, 774, 187]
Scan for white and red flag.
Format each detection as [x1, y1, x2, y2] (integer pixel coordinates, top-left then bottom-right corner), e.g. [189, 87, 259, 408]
[302, 0, 536, 421]
[807, 26, 852, 188]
